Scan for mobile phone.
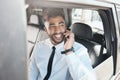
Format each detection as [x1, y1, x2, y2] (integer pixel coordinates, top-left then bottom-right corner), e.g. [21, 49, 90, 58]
[64, 27, 70, 44]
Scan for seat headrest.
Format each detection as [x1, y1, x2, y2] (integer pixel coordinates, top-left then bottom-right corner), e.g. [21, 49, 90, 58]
[71, 23, 93, 40]
[29, 14, 39, 25]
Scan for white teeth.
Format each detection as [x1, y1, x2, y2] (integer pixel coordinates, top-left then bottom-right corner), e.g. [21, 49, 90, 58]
[55, 34, 61, 38]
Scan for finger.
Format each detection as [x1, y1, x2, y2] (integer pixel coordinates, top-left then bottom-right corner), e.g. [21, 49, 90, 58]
[64, 31, 71, 37]
[65, 33, 74, 40]
[65, 29, 71, 33]
[64, 30, 71, 35]
[65, 34, 70, 38]
[70, 32, 74, 38]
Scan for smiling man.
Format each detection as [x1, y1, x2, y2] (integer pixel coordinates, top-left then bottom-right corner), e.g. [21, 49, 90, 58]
[29, 8, 96, 80]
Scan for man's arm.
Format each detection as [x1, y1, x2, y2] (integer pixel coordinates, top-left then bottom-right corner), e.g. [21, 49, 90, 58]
[29, 45, 39, 80]
[64, 30, 96, 80]
[65, 46, 96, 80]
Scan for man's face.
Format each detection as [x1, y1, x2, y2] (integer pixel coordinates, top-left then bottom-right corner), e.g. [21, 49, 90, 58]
[45, 16, 66, 45]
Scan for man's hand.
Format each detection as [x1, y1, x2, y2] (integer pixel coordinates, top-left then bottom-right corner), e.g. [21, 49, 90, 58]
[64, 30, 75, 50]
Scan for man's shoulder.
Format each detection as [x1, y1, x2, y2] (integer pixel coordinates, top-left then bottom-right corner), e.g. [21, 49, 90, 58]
[73, 42, 88, 55]
[33, 39, 50, 52]
[31, 39, 50, 57]
[36, 38, 49, 46]
[73, 42, 89, 58]
[74, 42, 87, 50]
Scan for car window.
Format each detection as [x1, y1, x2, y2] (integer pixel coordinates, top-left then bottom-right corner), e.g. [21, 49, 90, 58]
[72, 9, 104, 34]
[71, 8, 108, 67]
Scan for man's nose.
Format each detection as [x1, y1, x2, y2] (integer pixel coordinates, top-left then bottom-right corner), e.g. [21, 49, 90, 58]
[54, 26, 61, 33]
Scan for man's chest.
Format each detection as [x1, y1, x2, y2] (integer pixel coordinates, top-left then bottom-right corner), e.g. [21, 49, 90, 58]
[36, 52, 68, 79]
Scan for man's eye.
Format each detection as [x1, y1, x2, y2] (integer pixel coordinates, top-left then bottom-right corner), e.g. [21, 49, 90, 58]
[50, 25, 55, 27]
[59, 23, 65, 26]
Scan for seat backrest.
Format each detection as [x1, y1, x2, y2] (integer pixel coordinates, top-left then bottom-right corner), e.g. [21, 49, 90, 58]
[71, 22, 93, 40]
[71, 22, 98, 67]
[27, 14, 40, 57]
[71, 22, 95, 50]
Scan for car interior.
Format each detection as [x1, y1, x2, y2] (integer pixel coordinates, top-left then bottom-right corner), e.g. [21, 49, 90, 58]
[1, 0, 119, 80]
[26, 7, 111, 68]
[71, 22, 111, 68]
[26, 9, 49, 57]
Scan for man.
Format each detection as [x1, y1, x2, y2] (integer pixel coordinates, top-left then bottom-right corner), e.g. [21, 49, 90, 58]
[29, 8, 96, 80]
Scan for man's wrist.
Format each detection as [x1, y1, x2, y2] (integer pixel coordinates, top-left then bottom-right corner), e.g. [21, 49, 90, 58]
[61, 47, 74, 54]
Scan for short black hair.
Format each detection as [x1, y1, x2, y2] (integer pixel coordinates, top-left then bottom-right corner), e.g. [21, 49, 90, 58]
[43, 8, 65, 21]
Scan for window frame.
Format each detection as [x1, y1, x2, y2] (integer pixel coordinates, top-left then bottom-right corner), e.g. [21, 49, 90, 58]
[98, 8, 117, 75]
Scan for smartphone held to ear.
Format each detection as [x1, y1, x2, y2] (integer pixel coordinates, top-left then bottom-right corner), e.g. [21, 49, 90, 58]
[64, 28, 70, 44]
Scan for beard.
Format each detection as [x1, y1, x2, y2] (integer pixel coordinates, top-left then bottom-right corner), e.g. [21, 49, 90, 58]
[50, 32, 65, 45]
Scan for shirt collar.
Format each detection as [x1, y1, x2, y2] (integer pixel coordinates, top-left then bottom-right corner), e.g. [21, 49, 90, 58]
[45, 38, 54, 48]
[46, 38, 64, 50]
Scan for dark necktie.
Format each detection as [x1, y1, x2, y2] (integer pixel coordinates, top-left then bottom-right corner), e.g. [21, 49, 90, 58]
[43, 46, 56, 80]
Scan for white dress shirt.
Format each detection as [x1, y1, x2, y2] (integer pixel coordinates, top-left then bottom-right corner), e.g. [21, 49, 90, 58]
[29, 38, 96, 80]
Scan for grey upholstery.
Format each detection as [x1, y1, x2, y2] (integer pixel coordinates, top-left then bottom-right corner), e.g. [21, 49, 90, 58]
[27, 14, 40, 57]
[27, 14, 49, 57]
[71, 22, 93, 40]
[71, 22, 99, 67]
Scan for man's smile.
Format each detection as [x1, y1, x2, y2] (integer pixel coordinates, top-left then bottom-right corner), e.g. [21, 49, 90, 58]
[53, 33, 64, 40]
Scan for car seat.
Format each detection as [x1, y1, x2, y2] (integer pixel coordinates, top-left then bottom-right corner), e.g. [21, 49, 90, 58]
[27, 14, 49, 58]
[27, 14, 40, 57]
[71, 22, 102, 68]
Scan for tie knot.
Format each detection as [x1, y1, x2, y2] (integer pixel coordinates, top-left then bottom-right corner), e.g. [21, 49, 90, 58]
[52, 46, 56, 50]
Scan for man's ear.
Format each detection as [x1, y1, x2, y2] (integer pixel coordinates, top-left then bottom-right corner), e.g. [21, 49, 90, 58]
[44, 27, 49, 35]
[44, 21, 49, 33]
[44, 27, 46, 31]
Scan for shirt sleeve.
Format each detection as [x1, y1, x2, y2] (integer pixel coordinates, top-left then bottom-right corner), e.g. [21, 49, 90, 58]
[65, 44, 97, 80]
[29, 45, 39, 80]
